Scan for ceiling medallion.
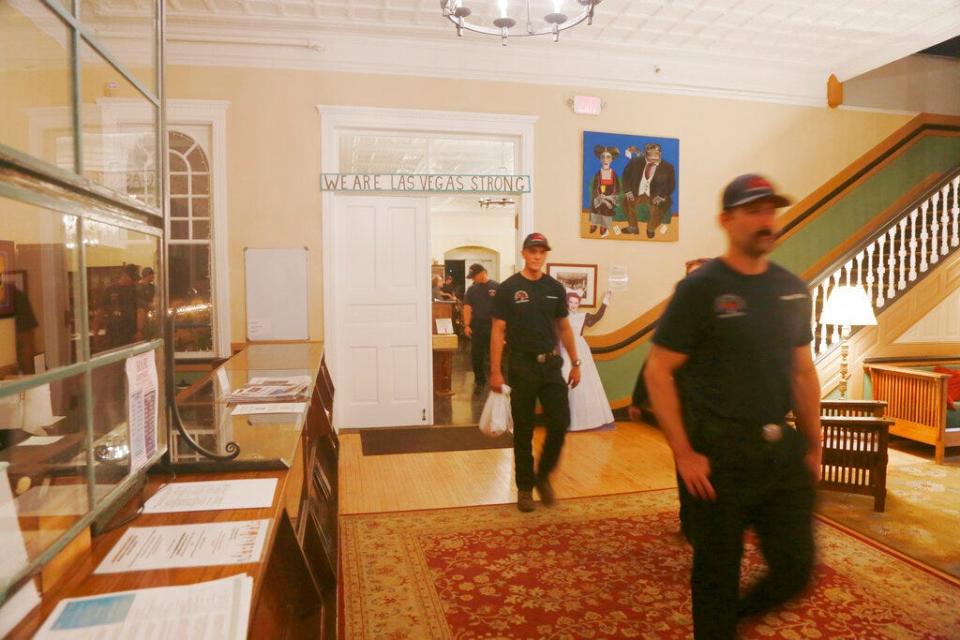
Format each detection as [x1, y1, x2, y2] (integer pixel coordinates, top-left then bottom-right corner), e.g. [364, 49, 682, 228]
[441, 0, 602, 45]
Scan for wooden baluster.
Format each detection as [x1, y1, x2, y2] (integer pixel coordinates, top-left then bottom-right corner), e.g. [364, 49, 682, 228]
[909, 208, 918, 281]
[941, 185, 951, 256]
[951, 176, 959, 248]
[818, 281, 829, 355]
[810, 284, 819, 356]
[844, 260, 853, 287]
[920, 200, 930, 272]
[876, 234, 886, 307]
[886, 227, 896, 300]
[855, 250, 864, 286]
[898, 218, 907, 290]
[865, 243, 875, 302]
[930, 192, 940, 264]
[830, 272, 841, 344]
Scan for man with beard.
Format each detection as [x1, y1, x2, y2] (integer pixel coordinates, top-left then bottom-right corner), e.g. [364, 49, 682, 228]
[644, 174, 822, 639]
[623, 142, 677, 238]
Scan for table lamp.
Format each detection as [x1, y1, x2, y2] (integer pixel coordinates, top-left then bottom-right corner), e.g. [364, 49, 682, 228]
[820, 285, 877, 399]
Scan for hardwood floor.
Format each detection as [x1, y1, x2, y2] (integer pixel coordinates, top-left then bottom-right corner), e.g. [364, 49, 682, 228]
[339, 420, 679, 515]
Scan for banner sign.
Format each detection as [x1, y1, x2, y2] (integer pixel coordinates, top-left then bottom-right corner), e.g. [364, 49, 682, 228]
[320, 174, 530, 193]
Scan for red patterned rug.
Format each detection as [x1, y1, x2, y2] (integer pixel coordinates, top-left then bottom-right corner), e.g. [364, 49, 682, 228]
[340, 489, 960, 639]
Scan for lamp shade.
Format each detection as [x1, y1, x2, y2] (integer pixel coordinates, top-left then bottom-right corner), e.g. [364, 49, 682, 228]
[820, 285, 877, 327]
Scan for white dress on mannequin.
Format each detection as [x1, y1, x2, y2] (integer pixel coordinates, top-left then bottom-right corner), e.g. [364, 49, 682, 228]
[561, 311, 615, 431]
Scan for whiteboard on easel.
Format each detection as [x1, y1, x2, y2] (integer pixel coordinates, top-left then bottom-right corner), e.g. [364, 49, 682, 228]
[244, 247, 309, 341]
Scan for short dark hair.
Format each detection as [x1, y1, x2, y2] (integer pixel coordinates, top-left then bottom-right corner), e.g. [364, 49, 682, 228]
[142, 267, 155, 277]
[122, 264, 140, 280]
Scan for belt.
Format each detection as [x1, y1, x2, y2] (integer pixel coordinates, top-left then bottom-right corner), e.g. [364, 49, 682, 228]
[513, 350, 559, 363]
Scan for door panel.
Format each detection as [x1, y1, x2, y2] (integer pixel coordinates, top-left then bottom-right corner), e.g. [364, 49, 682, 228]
[333, 196, 430, 428]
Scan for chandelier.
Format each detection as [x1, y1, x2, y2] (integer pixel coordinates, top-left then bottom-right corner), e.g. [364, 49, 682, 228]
[441, 0, 602, 45]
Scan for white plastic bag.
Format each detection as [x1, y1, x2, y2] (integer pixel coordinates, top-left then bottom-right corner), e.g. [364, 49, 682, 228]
[479, 384, 513, 437]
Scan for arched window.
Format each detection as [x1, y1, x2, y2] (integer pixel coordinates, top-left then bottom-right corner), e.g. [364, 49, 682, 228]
[168, 130, 214, 356]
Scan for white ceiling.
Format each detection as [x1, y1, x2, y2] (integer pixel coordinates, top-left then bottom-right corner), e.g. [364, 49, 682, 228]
[84, 0, 960, 104]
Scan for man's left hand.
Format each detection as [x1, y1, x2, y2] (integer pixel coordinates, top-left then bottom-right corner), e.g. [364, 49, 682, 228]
[568, 365, 581, 389]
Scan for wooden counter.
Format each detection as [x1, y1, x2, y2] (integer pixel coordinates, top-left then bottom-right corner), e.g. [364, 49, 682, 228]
[7, 342, 338, 639]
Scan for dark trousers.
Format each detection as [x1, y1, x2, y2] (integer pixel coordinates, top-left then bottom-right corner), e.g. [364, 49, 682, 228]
[470, 326, 491, 386]
[680, 422, 815, 640]
[508, 353, 570, 491]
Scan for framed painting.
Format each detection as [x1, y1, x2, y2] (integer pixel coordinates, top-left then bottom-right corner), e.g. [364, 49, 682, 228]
[580, 130, 680, 242]
[0, 241, 15, 317]
[547, 263, 597, 308]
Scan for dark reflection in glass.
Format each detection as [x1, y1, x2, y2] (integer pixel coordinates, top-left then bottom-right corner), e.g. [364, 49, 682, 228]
[0, 196, 81, 376]
[170, 244, 212, 354]
[86, 222, 160, 355]
[0, 371, 90, 564]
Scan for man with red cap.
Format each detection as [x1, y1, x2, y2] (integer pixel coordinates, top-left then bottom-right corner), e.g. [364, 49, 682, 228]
[490, 232, 581, 512]
[645, 174, 822, 639]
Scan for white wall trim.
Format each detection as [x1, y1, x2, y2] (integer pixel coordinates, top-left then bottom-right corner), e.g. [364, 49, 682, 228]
[318, 106, 536, 426]
[94, 28, 833, 107]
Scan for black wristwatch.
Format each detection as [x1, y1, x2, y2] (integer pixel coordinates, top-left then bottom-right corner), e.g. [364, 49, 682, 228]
[573, 359, 581, 367]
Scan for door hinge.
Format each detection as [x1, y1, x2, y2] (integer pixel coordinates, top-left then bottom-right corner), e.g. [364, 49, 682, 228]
[422, 408, 427, 421]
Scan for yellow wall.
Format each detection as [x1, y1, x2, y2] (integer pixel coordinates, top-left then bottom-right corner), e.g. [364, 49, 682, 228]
[165, 67, 913, 341]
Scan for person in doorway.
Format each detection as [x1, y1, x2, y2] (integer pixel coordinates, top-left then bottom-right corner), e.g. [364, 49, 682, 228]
[432, 274, 455, 301]
[92, 263, 142, 352]
[644, 174, 822, 640]
[560, 290, 615, 431]
[463, 263, 499, 395]
[136, 266, 158, 340]
[623, 142, 677, 238]
[490, 233, 580, 512]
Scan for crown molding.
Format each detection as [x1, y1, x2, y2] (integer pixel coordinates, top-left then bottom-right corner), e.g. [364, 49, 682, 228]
[97, 25, 833, 107]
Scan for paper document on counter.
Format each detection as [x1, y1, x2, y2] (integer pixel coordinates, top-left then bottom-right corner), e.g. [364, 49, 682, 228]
[95, 519, 270, 574]
[225, 375, 311, 403]
[231, 402, 306, 416]
[35, 574, 252, 640]
[143, 479, 277, 514]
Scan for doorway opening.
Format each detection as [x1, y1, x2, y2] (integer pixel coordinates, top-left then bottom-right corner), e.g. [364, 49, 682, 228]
[320, 107, 535, 429]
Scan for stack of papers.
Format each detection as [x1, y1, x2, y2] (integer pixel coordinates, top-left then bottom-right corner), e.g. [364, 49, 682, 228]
[35, 574, 252, 639]
[224, 376, 311, 403]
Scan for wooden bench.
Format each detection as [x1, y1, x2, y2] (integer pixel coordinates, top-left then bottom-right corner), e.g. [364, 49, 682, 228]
[818, 400, 892, 512]
[865, 364, 960, 464]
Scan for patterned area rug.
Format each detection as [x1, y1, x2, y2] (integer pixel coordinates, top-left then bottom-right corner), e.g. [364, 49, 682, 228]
[341, 489, 960, 639]
[818, 460, 960, 578]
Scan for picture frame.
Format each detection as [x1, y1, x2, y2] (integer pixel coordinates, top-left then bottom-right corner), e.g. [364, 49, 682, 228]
[0, 241, 15, 317]
[547, 263, 598, 308]
[580, 130, 680, 243]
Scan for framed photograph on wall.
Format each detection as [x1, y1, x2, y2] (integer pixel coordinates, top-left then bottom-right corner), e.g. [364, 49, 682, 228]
[581, 130, 680, 243]
[547, 263, 597, 308]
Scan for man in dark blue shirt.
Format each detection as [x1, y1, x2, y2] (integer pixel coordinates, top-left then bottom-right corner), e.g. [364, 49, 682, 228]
[490, 233, 581, 513]
[645, 174, 822, 639]
[463, 263, 498, 394]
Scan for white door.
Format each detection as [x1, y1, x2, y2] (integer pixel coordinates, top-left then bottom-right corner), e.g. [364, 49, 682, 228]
[332, 196, 431, 428]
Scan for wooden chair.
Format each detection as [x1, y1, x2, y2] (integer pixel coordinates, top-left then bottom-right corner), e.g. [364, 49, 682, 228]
[819, 399, 892, 512]
[865, 363, 959, 464]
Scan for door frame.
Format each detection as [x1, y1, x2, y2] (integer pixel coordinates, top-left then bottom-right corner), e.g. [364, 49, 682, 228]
[317, 106, 537, 422]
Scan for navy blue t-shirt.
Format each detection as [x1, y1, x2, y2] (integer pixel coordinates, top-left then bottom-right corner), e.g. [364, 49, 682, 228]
[492, 273, 567, 354]
[653, 258, 812, 425]
[463, 280, 499, 330]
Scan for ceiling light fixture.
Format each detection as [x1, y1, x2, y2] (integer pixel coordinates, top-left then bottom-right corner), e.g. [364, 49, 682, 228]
[441, 0, 602, 46]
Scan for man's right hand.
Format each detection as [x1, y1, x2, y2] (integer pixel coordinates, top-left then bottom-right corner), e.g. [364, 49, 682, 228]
[628, 405, 642, 423]
[489, 370, 505, 393]
[675, 450, 716, 501]
[464, 326, 472, 337]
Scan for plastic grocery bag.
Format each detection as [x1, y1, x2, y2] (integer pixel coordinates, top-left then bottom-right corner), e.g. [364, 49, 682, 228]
[479, 384, 513, 437]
